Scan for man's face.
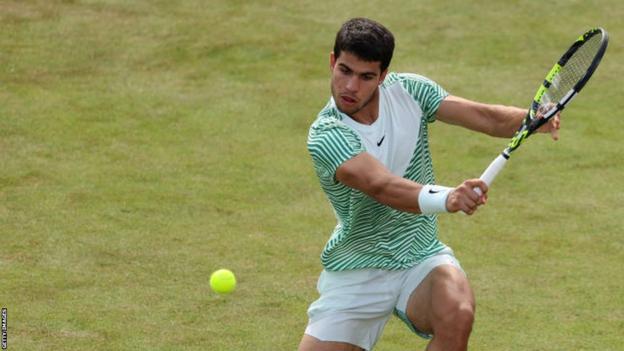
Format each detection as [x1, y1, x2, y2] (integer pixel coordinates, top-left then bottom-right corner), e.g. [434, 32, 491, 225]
[330, 51, 387, 117]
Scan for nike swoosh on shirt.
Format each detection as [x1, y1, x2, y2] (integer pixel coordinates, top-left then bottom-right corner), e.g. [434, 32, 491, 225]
[376, 136, 385, 146]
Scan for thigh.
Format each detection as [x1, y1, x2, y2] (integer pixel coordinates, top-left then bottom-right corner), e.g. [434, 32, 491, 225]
[303, 269, 398, 350]
[299, 335, 364, 351]
[405, 264, 475, 334]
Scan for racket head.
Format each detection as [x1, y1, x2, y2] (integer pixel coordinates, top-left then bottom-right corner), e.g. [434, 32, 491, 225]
[506, 28, 609, 153]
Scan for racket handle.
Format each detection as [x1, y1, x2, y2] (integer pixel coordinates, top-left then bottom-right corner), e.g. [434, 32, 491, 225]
[474, 154, 508, 195]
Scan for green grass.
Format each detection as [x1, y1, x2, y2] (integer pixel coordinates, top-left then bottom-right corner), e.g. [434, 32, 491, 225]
[1, 0, 623, 350]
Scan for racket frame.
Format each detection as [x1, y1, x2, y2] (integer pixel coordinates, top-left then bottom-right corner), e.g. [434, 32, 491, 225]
[476, 28, 608, 193]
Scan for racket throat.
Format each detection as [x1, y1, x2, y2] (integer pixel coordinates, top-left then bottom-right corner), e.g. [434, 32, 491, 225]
[507, 126, 530, 152]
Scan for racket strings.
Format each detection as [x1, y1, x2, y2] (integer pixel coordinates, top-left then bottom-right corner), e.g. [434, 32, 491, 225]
[541, 34, 603, 106]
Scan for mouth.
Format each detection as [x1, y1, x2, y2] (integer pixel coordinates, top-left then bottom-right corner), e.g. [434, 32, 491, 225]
[340, 95, 357, 105]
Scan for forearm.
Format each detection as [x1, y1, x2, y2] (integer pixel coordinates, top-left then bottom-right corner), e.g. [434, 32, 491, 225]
[336, 153, 425, 213]
[437, 95, 527, 138]
[336, 152, 487, 215]
[367, 175, 423, 213]
[362, 173, 487, 215]
[480, 103, 527, 138]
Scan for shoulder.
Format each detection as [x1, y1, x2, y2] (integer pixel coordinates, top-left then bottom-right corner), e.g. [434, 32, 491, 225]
[382, 72, 445, 93]
[307, 101, 365, 175]
[307, 102, 363, 155]
[382, 72, 449, 122]
[309, 101, 352, 136]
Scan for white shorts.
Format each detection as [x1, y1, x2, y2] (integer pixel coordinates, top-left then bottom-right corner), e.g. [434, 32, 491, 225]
[304, 247, 463, 350]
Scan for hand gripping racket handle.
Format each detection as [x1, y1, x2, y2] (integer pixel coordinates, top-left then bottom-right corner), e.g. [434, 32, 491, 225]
[474, 154, 508, 195]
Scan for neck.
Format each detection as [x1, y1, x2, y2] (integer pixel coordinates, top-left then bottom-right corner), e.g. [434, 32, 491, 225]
[350, 88, 380, 125]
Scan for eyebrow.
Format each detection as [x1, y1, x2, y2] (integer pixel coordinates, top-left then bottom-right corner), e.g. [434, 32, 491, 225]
[338, 63, 378, 77]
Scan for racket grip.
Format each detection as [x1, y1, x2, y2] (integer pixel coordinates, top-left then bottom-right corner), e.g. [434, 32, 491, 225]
[474, 154, 508, 195]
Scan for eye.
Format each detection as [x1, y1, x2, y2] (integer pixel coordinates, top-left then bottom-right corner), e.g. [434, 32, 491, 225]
[362, 75, 375, 81]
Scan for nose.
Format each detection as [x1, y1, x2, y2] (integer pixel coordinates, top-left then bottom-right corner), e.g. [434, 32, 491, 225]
[345, 76, 359, 92]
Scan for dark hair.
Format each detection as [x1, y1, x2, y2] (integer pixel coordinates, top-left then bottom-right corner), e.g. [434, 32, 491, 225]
[333, 18, 395, 72]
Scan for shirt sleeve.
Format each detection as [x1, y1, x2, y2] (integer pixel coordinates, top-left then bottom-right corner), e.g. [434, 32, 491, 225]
[399, 74, 449, 123]
[307, 119, 364, 183]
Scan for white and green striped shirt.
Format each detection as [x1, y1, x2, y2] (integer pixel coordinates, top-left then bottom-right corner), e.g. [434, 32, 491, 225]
[307, 72, 449, 271]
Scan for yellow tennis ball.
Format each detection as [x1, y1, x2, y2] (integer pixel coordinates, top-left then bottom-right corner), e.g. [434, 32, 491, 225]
[210, 269, 236, 294]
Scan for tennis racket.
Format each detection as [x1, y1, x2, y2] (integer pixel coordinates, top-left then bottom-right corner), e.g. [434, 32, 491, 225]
[475, 27, 609, 195]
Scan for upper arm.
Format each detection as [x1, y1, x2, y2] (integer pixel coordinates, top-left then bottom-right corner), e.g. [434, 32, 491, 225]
[335, 152, 392, 197]
[307, 120, 364, 183]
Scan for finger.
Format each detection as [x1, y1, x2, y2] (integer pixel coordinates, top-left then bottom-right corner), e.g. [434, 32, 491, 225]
[550, 118, 560, 140]
[551, 128, 559, 140]
[479, 192, 488, 205]
[465, 179, 488, 196]
[553, 115, 561, 128]
[463, 203, 478, 215]
[464, 183, 487, 206]
[465, 188, 480, 203]
[464, 197, 478, 210]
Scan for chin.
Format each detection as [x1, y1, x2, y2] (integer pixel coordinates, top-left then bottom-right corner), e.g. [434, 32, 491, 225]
[335, 102, 358, 115]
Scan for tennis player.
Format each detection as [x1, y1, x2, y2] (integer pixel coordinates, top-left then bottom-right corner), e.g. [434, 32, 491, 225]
[300, 18, 560, 351]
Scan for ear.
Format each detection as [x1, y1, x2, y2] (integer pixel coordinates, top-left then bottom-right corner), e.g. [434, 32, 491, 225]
[329, 52, 336, 71]
[379, 69, 388, 84]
